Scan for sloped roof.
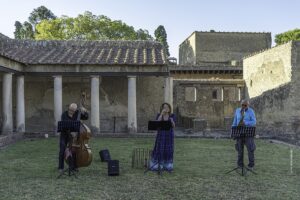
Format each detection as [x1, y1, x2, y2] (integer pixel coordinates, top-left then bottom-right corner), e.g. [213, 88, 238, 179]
[0, 33, 167, 65]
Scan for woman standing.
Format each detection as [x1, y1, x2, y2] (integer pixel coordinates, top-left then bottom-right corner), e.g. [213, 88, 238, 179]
[149, 102, 176, 171]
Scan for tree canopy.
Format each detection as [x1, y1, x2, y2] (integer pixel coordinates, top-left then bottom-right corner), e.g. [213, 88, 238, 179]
[28, 5, 57, 26]
[14, 6, 56, 39]
[154, 25, 170, 57]
[35, 11, 153, 41]
[275, 29, 300, 45]
[14, 6, 172, 56]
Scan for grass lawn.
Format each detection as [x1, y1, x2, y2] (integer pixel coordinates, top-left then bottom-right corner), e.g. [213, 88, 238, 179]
[0, 137, 300, 200]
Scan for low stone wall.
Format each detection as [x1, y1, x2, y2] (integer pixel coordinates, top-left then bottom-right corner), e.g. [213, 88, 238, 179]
[0, 133, 24, 148]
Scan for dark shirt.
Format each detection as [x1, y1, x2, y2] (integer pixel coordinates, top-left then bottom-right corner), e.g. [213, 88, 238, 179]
[61, 110, 89, 121]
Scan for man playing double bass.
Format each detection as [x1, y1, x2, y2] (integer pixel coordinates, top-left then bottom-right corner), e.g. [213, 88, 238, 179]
[58, 103, 88, 174]
[232, 99, 256, 170]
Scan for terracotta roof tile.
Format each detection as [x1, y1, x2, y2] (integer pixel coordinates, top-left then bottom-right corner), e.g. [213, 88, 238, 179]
[0, 33, 167, 66]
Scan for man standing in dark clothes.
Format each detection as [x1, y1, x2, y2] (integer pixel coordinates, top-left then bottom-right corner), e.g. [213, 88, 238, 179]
[58, 103, 89, 174]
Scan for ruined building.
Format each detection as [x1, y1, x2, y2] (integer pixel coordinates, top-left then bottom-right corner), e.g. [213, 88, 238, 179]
[174, 31, 271, 131]
[1, 30, 300, 144]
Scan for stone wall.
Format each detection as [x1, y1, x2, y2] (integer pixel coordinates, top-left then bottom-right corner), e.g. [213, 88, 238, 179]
[245, 41, 300, 144]
[0, 133, 23, 148]
[250, 83, 296, 137]
[0, 76, 164, 134]
[179, 33, 196, 65]
[173, 79, 244, 130]
[179, 31, 271, 65]
[244, 42, 293, 98]
[195, 32, 271, 64]
[171, 73, 242, 80]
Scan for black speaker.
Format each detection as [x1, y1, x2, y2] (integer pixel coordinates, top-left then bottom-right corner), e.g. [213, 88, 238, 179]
[108, 160, 119, 176]
[99, 149, 111, 162]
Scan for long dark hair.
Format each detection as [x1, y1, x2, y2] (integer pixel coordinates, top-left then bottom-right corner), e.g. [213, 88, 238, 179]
[160, 102, 172, 114]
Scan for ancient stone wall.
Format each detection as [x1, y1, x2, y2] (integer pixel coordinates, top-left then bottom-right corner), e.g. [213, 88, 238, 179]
[179, 31, 271, 65]
[244, 42, 293, 98]
[250, 83, 297, 140]
[195, 32, 271, 64]
[179, 32, 196, 65]
[173, 79, 244, 129]
[245, 42, 300, 144]
[172, 73, 242, 80]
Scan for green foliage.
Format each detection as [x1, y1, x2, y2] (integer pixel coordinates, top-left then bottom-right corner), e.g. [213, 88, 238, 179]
[23, 22, 34, 39]
[14, 21, 34, 39]
[28, 5, 56, 26]
[136, 29, 153, 40]
[35, 11, 153, 41]
[14, 7, 158, 42]
[275, 28, 300, 45]
[154, 25, 170, 56]
[14, 5, 56, 39]
[13, 21, 23, 39]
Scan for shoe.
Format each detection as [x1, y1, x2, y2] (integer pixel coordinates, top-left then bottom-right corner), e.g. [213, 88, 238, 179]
[247, 166, 254, 171]
[58, 169, 64, 174]
[73, 168, 79, 172]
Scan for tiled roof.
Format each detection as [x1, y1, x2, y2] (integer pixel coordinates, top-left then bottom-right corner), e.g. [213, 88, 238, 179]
[0, 33, 167, 65]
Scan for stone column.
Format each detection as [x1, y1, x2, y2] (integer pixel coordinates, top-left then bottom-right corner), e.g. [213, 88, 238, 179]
[237, 87, 241, 101]
[90, 76, 100, 134]
[164, 76, 173, 108]
[128, 76, 137, 133]
[16, 75, 25, 133]
[220, 87, 224, 101]
[53, 75, 62, 133]
[2, 73, 13, 133]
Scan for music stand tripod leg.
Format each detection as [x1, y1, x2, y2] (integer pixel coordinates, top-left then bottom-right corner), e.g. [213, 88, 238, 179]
[225, 166, 240, 174]
[144, 140, 163, 176]
[57, 156, 78, 179]
[144, 162, 157, 174]
[144, 160, 162, 175]
[225, 138, 245, 176]
[226, 137, 257, 176]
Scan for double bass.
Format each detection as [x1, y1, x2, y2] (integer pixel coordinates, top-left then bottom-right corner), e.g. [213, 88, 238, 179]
[66, 93, 93, 168]
[74, 122, 93, 167]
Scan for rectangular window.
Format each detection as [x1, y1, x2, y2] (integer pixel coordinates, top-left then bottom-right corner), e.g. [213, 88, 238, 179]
[212, 90, 218, 100]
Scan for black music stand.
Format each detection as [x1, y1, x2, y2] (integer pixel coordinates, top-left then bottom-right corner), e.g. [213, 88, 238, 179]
[144, 120, 172, 175]
[57, 121, 81, 179]
[226, 126, 257, 176]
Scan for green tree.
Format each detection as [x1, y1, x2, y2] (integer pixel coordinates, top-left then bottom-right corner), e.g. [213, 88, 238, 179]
[14, 5, 56, 39]
[23, 21, 34, 39]
[13, 21, 34, 39]
[136, 29, 153, 40]
[154, 25, 170, 56]
[14, 21, 23, 39]
[28, 5, 56, 26]
[35, 11, 153, 41]
[275, 29, 300, 45]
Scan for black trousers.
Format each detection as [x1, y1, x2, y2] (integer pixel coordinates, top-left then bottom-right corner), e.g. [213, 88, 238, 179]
[235, 137, 256, 168]
[58, 132, 77, 170]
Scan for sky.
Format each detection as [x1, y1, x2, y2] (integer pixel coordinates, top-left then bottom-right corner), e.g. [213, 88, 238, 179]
[0, 0, 300, 59]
